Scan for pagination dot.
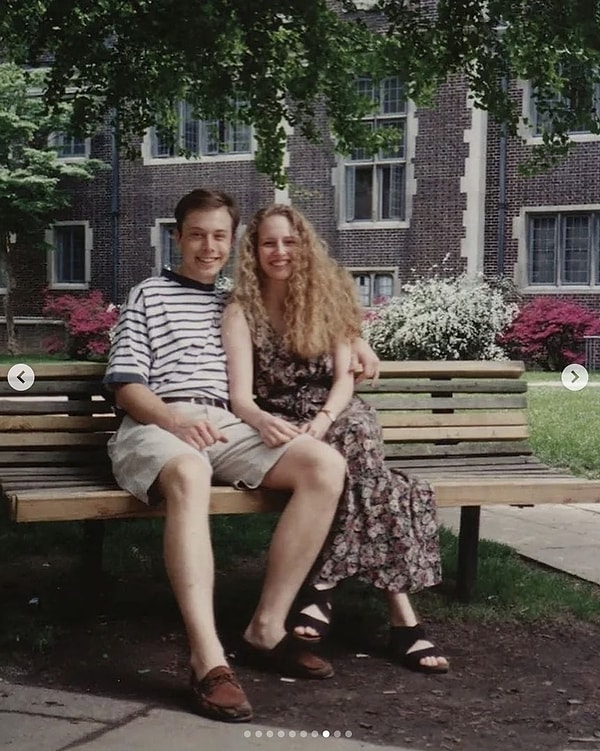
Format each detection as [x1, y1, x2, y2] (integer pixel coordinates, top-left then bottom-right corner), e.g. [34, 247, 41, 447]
[322, 730, 330, 738]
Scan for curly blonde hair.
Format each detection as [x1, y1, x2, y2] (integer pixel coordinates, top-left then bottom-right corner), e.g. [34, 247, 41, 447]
[233, 204, 363, 359]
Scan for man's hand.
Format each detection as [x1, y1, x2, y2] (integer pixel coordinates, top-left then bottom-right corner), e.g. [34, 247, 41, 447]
[256, 413, 301, 447]
[169, 418, 228, 450]
[350, 337, 381, 385]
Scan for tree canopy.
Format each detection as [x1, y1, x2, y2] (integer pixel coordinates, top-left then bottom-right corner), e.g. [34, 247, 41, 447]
[0, 62, 99, 352]
[2, 0, 600, 183]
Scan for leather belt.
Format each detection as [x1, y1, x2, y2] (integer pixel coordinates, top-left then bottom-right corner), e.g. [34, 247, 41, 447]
[162, 396, 229, 410]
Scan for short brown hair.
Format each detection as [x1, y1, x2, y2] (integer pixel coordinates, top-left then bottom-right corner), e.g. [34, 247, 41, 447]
[174, 189, 240, 235]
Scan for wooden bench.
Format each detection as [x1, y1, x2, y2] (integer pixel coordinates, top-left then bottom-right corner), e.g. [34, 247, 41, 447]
[2, 360, 600, 601]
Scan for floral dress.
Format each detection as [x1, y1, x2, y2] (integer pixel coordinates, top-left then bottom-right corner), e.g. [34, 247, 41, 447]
[253, 329, 442, 594]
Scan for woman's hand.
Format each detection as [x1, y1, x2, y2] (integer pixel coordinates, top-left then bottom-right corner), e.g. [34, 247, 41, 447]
[300, 412, 333, 441]
[256, 413, 301, 447]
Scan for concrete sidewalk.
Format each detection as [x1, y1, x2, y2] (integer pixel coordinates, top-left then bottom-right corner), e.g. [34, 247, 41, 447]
[0, 680, 418, 751]
[438, 503, 600, 585]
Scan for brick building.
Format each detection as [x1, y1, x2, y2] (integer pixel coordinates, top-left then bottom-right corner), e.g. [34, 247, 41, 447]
[4, 69, 600, 351]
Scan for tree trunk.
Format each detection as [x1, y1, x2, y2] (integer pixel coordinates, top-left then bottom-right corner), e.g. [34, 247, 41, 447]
[0, 234, 19, 355]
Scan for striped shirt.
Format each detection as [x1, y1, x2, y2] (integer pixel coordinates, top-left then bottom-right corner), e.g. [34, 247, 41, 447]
[104, 269, 229, 402]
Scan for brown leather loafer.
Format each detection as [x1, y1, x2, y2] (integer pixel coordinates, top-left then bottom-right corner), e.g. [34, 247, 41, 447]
[239, 634, 334, 679]
[190, 665, 253, 722]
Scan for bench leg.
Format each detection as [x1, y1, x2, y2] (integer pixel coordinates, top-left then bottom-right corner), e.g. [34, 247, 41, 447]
[456, 506, 481, 603]
[82, 520, 105, 580]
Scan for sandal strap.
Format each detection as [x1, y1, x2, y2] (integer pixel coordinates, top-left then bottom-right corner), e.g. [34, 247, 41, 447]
[296, 585, 333, 619]
[389, 624, 427, 653]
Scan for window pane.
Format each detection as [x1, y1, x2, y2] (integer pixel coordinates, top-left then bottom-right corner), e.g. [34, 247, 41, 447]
[379, 164, 404, 220]
[355, 76, 374, 104]
[154, 128, 175, 157]
[353, 274, 371, 306]
[378, 120, 405, 160]
[374, 274, 393, 303]
[227, 121, 252, 153]
[346, 165, 373, 221]
[202, 120, 220, 154]
[55, 226, 85, 283]
[530, 216, 557, 284]
[563, 215, 590, 284]
[161, 224, 180, 268]
[381, 77, 405, 115]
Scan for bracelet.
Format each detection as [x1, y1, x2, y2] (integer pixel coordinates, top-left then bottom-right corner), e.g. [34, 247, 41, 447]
[319, 408, 336, 424]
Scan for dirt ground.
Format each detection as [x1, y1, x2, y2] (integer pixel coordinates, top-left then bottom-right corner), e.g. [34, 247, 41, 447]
[1, 555, 600, 751]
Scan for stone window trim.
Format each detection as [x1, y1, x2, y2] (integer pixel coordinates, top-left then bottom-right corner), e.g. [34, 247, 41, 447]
[336, 93, 417, 231]
[347, 266, 398, 307]
[514, 204, 600, 292]
[517, 79, 600, 145]
[46, 220, 92, 290]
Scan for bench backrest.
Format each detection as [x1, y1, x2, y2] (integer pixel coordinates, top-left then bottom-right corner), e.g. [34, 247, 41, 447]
[0, 360, 529, 476]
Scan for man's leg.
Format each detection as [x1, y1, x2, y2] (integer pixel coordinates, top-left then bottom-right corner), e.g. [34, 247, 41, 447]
[159, 454, 252, 720]
[243, 439, 345, 650]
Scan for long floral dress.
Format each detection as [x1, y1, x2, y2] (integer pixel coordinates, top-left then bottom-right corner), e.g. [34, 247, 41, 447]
[253, 329, 442, 594]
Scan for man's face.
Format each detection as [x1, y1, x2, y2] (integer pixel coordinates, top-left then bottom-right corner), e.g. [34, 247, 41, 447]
[175, 207, 233, 284]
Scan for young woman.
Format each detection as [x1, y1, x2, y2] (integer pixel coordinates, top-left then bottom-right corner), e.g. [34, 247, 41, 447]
[222, 205, 448, 674]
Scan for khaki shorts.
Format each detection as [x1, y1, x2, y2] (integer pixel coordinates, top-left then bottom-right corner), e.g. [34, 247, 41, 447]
[107, 403, 309, 504]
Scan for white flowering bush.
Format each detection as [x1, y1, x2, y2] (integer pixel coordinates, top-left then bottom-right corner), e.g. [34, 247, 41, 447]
[362, 273, 519, 361]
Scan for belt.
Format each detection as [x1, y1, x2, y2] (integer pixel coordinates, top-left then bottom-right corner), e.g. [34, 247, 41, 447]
[162, 396, 230, 410]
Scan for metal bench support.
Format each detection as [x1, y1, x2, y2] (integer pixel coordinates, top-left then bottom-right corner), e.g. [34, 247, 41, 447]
[456, 506, 481, 602]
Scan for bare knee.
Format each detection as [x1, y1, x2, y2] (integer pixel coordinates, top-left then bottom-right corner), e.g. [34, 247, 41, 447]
[283, 440, 346, 498]
[158, 454, 212, 512]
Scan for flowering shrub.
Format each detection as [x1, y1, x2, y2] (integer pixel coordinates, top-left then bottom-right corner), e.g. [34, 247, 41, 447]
[497, 297, 600, 371]
[42, 290, 119, 361]
[362, 273, 519, 360]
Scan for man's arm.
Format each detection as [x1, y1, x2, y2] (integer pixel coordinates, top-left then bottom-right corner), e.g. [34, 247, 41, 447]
[350, 337, 381, 385]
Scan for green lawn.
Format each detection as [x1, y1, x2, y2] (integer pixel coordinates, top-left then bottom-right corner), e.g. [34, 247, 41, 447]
[528, 385, 600, 477]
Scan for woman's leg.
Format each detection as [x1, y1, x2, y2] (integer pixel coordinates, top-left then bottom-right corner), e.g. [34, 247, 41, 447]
[386, 591, 448, 671]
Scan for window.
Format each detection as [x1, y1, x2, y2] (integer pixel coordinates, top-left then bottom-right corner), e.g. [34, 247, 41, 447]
[530, 70, 600, 135]
[528, 212, 600, 286]
[152, 101, 252, 158]
[49, 132, 88, 158]
[349, 269, 396, 306]
[160, 222, 180, 269]
[344, 77, 406, 223]
[48, 222, 91, 288]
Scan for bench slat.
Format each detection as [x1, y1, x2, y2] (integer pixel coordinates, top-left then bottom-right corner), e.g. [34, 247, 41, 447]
[0, 381, 105, 396]
[383, 425, 529, 442]
[0, 400, 113, 415]
[378, 411, 527, 428]
[384, 440, 532, 458]
[0, 416, 118, 431]
[358, 379, 527, 394]
[0, 433, 110, 447]
[10, 472, 600, 522]
[362, 395, 527, 410]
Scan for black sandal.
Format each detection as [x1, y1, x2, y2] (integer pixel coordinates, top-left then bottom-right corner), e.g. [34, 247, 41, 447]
[388, 624, 449, 674]
[287, 584, 334, 643]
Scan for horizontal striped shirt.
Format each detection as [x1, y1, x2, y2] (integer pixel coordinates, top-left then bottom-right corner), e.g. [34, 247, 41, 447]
[104, 269, 229, 402]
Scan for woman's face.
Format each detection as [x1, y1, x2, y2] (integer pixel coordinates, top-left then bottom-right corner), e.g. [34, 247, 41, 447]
[256, 214, 299, 283]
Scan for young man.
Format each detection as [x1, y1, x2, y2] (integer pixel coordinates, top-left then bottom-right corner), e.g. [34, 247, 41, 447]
[104, 189, 379, 724]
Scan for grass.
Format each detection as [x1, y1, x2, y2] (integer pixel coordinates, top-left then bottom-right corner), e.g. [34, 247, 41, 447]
[528, 386, 600, 476]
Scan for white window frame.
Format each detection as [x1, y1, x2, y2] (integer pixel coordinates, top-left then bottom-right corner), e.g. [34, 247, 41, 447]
[518, 80, 600, 144]
[46, 221, 92, 290]
[48, 131, 91, 161]
[337, 82, 416, 230]
[347, 266, 398, 306]
[142, 101, 255, 166]
[513, 204, 600, 292]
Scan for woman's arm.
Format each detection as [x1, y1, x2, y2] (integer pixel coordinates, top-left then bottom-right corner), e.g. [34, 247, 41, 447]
[221, 303, 300, 447]
[350, 337, 380, 385]
[302, 340, 355, 439]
